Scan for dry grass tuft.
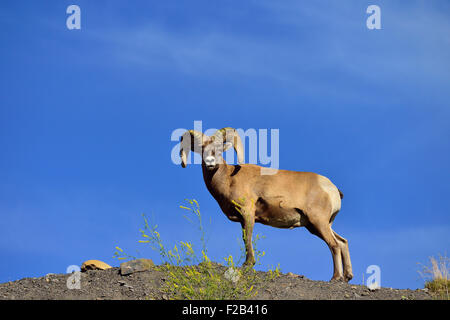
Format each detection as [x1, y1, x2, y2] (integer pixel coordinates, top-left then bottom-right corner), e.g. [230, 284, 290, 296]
[419, 254, 449, 300]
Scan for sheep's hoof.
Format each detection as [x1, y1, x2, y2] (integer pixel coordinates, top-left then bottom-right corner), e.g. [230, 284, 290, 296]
[330, 276, 345, 282]
[242, 260, 256, 267]
[344, 273, 353, 282]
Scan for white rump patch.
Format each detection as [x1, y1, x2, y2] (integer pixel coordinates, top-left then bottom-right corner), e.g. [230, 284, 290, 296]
[318, 175, 341, 213]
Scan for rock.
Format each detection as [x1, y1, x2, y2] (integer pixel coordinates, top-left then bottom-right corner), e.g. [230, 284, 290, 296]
[45, 273, 56, 282]
[120, 259, 154, 276]
[81, 260, 112, 272]
[286, 272, 304, 278]
[367, 282, 380, 291]
[118, 280, 133, 290]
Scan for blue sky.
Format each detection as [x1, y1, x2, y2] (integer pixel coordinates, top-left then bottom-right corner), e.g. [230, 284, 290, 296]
[0, 0, 449, 290]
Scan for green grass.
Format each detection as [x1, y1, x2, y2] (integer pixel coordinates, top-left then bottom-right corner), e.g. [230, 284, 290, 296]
[114, 198, 281, 300]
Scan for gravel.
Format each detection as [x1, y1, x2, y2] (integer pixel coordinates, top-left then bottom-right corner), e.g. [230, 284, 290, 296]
[0, 265, 432, 300]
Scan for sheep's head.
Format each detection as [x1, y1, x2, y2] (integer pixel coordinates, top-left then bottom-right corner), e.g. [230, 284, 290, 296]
[180, 127, 244, 170]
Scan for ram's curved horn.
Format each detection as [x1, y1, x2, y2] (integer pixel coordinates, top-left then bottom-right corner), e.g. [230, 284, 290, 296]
[180, 130, 209, 168]
[212, 127, 244, 164]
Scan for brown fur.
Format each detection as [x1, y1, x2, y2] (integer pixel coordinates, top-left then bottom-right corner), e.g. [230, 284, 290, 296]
[181, 131, 353, 282]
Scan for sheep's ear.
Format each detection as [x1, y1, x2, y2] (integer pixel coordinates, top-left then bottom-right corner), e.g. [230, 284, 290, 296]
[180, 135, 188, 168]
[180, 146, 188, 168]
[180, 130, 208, 168]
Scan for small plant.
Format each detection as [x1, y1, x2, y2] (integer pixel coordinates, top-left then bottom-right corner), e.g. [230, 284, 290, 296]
[115, 199, 281, 300]
[113, 246, 136, 261]
[418, 254, 449, 300]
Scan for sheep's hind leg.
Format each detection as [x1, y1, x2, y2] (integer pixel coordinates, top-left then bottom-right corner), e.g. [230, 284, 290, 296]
[306, 218, 344, 282]
[332, 230, 353, 282]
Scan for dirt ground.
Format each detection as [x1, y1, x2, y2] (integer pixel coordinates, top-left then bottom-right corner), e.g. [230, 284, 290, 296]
[0, 264, 432, 300]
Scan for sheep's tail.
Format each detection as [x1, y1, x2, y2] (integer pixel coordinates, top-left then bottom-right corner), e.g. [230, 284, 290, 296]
[338, 189, 344, 199]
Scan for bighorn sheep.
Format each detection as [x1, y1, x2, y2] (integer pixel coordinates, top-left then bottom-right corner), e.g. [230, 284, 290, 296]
[179, 127, 353, 282]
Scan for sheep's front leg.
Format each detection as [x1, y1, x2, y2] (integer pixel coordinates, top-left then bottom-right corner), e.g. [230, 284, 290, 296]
[233, 198, 256, 267]
[240, 211, 256, 266]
